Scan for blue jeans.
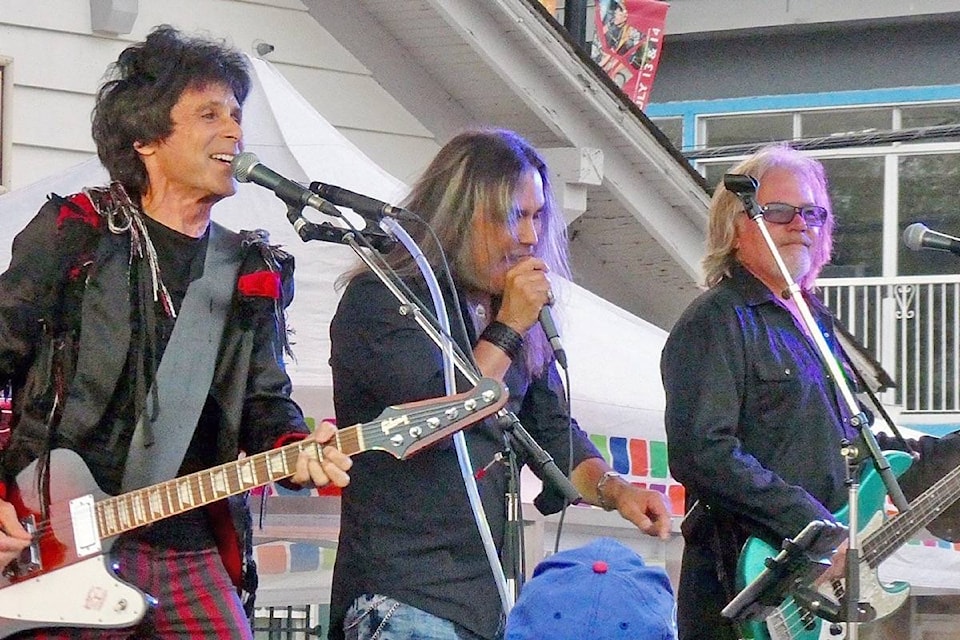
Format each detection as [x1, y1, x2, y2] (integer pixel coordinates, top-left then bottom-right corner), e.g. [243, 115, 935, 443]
[343, 594, 491, 640]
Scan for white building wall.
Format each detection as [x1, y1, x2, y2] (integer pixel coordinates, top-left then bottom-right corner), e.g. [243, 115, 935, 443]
[0, 0, 440, 192]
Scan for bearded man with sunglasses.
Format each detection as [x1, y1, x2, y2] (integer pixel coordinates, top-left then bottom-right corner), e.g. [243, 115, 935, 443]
[660, 144, 960, 640]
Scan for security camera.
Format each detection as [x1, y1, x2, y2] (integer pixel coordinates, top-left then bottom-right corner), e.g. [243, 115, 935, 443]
[254, 41, 275, 57]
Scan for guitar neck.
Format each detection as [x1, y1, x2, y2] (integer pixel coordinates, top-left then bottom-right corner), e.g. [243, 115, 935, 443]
[863, 462, 960, 567]
[95, 427, 362, 540]
[92, 378, 505, 541]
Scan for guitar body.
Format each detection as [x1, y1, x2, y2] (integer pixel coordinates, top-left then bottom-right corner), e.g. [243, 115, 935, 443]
[1, 449, 149, 636]
[738, 451, 914, 640]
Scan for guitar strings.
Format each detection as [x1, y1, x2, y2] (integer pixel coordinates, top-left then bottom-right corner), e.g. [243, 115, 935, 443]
[16, 393, 499, 565]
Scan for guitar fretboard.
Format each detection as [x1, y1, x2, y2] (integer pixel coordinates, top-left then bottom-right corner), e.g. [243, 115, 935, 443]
[91, 378, 503, 539]
[863, 461, 960, 567]
[95, 429, 361, 538]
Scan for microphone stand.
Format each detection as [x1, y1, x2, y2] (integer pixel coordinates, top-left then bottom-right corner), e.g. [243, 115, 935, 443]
[724, 174, 910, 639]
[288, 202, 580, 611]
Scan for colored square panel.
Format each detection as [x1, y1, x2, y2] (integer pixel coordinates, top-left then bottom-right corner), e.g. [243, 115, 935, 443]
[668, 484, 686, 515]
[608, 437, 631, 474]
[649, 440, 669, 478]
[256, 544, 288, 574]
[274, 481, 310, 496]
[629, 438, 649, 476]
[589, 433, 610, 463]
[289, 543, 321, 572]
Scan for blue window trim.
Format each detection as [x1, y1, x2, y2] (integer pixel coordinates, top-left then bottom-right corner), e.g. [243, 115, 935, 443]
[646, 85, 960, 152]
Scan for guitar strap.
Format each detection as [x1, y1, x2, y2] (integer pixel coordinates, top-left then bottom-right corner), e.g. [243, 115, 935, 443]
[120, 222, 242, 492]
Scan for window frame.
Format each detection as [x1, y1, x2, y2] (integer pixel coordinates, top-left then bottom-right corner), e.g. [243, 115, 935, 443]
[0, 55, 12, 195]
[691, 103, 960, 278]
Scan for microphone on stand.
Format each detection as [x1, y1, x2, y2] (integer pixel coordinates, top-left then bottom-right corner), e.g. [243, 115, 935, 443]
[231, 152, 341, 218]
[309, 181, 414, 222]
[231, 152, 396, 252]
[903, 222, 960, 256]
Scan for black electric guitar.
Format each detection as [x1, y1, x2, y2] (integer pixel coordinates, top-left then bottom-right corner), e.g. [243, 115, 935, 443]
[0, 378, 505, 637]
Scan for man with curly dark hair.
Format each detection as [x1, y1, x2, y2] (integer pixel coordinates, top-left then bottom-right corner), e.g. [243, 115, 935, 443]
[0, 25, 351, 639]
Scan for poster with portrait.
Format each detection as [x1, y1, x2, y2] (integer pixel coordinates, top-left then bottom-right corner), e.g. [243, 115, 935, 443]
[591, 0, 669, 110]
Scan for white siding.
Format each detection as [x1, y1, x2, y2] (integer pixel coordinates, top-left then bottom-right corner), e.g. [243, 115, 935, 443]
[0, 0, 439, 190]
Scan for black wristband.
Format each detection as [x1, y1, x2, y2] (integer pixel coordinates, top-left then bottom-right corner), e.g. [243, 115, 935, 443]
[480, 320, 524, 361]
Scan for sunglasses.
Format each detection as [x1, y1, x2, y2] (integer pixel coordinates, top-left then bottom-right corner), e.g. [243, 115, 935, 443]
[755, 202, 828, 228]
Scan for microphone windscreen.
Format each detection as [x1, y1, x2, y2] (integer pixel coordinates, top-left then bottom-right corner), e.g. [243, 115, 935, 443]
[902, 223, 928, 252]
[231, 152, 260, 183]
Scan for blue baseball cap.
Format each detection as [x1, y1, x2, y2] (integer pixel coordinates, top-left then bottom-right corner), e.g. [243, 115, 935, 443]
[505, 537, 677, 640]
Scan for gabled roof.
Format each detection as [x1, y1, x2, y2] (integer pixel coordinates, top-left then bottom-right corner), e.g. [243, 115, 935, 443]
[303, 0, 711, 329]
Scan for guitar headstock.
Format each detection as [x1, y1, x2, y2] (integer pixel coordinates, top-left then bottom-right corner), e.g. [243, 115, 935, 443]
[358, 378, 507, 460]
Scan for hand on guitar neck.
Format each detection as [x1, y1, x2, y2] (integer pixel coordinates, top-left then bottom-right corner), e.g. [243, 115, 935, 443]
[814, 538, 848, 587]
[289, 420, 353, 490]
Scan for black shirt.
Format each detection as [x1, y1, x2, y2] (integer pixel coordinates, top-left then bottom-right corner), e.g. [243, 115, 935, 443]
[662, 264, 856, 545]
[117, 216, 215, 550]
[327, 273, 601, 640]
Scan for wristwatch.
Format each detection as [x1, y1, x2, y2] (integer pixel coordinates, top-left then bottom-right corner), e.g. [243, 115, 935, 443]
[596, 470, 621, 511]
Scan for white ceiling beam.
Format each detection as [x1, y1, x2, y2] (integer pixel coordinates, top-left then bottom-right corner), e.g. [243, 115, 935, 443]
[301, 0, 474, 143]
[540, 146, 603, 225]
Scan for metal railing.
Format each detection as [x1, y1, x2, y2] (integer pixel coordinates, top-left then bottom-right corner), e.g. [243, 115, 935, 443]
[818, 275, 960, 413]
[254, 606, 323, 639]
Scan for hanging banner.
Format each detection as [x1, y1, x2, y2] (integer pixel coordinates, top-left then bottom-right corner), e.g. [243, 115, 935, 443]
[590, 0, 669, 110]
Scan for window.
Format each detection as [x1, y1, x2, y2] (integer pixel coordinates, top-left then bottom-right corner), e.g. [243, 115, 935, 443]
[0, 62, 5, 193]
[701, 161, 735, 192]
[702, 112, 793, 149]
[0, 56, 12, 195]
[898, 152, 960, 276]
[694, 102, 960, 277]
[800, 107, 891, 138]
[650, 116, 682, 150]
[819, 156, 885, 278]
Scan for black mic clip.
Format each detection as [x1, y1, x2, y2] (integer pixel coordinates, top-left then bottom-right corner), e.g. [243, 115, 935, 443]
[724, 173, 763, 220]
[284, 204, 396, 253]
[497, 410, 582, 506]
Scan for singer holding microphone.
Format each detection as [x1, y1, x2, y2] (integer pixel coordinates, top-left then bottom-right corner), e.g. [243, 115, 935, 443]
[327, 129, 671, 640]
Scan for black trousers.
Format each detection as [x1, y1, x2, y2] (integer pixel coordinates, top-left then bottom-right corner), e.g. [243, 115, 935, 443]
[677, 541, 741, 640]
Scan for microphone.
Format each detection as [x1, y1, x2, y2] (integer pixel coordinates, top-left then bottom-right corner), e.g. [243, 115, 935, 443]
[539, 302, 568, 370]
[903, 222, 960, 256]
[309, 181, 413, 222]
[231, 152, 341, 218]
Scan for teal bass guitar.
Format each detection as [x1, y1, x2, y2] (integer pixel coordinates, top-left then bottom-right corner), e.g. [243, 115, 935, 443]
[738, 450, 960, 640]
